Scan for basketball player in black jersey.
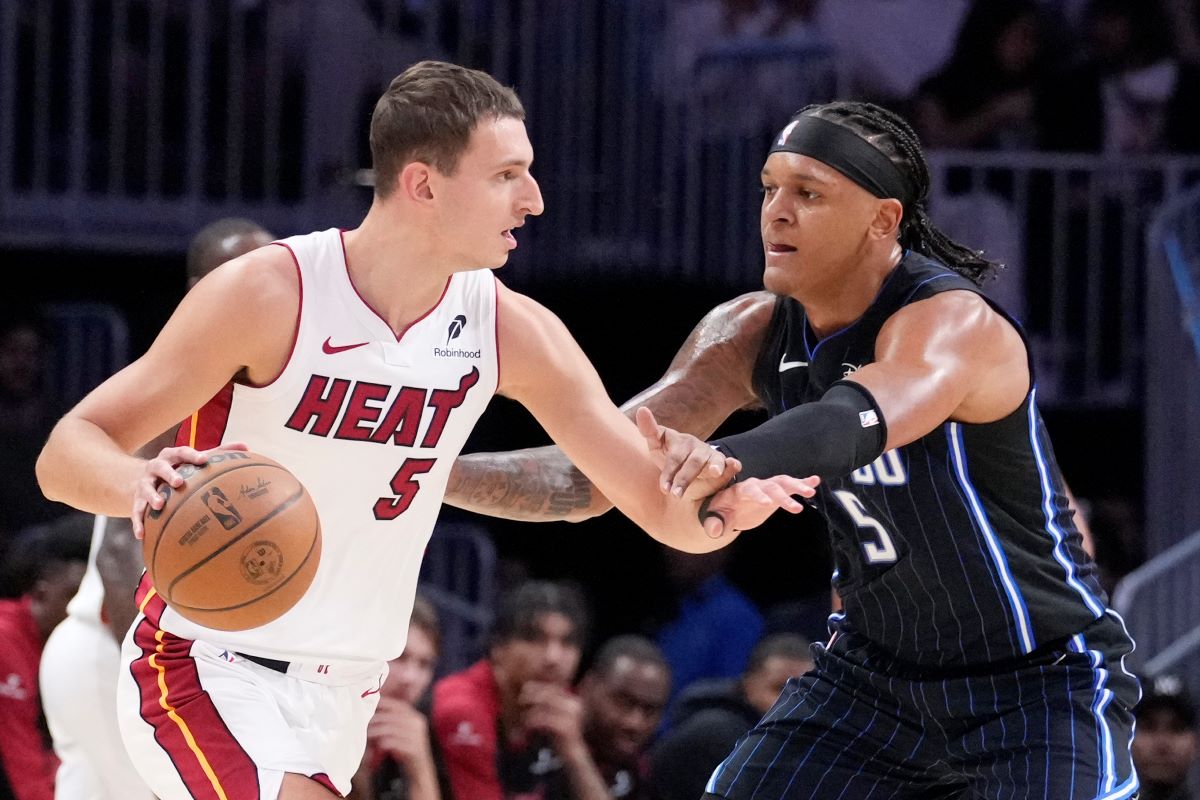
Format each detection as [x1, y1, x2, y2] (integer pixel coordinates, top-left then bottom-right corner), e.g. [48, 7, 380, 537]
[444, 102, 1140, 799]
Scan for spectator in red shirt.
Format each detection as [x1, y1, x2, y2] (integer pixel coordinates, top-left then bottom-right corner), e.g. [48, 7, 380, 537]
[433, 580, 604, 800]
[576, 636, 671, 799]
[0, 514, 91, 800]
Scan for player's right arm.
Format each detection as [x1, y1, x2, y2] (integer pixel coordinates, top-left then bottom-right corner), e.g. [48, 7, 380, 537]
[442, 292, 774, 521]
[36, 246, 299, 530]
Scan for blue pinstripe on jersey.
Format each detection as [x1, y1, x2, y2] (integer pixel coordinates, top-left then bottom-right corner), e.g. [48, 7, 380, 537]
[948, 422, 1036, 653]
[1027, 388, 1107, 618]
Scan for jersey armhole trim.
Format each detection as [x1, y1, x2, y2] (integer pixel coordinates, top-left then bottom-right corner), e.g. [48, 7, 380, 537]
[493, 275, 502, 389]
[243, 242, 304, 390]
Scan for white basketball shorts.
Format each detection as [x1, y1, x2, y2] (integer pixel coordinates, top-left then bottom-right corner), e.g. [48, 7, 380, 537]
[115, 590, 386, 800]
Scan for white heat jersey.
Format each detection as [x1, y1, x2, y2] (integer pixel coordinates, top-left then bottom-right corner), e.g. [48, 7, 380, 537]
[65, 515, 107, 625]
[156, 227, 499, 665]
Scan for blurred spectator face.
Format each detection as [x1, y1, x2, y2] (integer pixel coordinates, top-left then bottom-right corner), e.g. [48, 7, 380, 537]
[996, 13, 1040, 76]
[0, 324, 45, 398]
[742, 653, 813, 714]
[492, 611, 581, 692]
[1132, 707, 1198, 786]
[383, 620, 438, 704]
[778, 0, 817, 20]
[1087, 9, 1134, 67]
[31, 560, 87, 634]
[723, 0, 761, 17]
[581, 655, 670, 764]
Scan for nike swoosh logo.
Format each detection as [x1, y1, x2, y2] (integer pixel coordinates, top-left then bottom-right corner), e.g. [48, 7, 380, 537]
[322, 337, 370, 355]
[779, 355, 808, 372]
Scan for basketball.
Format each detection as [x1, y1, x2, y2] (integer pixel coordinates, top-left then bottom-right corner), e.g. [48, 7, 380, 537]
[142, 451, 321, 632]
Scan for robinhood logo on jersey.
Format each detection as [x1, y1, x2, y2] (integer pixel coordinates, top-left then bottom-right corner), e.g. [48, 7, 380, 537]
[434, 314, 480, 358]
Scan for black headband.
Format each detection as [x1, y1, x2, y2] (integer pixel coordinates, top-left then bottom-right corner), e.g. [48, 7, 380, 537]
[769, 115, 914, 204]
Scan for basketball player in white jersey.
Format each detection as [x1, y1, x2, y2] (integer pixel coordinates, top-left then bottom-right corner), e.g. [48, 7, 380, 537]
[37, 219, 274, 800]
[35, 61, 817, 800]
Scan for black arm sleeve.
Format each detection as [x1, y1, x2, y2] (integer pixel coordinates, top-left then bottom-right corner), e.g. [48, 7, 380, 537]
[714, 381, 887, 480]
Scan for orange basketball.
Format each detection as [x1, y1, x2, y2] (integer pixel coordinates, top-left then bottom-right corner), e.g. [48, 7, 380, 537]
[142, 451, 321, 631]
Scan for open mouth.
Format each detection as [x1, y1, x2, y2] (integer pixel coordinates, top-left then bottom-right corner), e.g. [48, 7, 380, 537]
[503, 229, 518, 248]
[767, 242, 797, 253]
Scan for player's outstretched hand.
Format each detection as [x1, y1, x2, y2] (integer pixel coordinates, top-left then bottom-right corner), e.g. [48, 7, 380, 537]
[636, 406, 741, 499]
[700, 475, 821, 539]
[131, 442, 250, 539]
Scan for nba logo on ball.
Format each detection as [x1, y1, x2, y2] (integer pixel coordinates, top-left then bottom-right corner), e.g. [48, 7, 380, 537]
[202, 487, 242, 530]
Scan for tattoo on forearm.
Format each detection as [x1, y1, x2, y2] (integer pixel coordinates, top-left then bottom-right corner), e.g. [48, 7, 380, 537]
[447, 449, 596, 520]
[547, 465, 593, 517]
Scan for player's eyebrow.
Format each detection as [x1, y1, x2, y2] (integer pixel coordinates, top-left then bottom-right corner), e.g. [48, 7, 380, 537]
[761, 167, 830, 185]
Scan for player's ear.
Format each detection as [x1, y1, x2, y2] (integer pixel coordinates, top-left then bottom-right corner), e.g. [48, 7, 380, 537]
[399, 162, 435, 203]
[870, 198, 903, 240]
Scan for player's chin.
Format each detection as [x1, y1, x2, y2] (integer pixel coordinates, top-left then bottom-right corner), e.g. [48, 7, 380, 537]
[762, 264, 793, 294]
[482, 250, 511, 269]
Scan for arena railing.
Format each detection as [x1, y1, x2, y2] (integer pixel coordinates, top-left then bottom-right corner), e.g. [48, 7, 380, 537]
[43, 302, 129, 408]
[419, 521, 498, 676]
[1113, 528, 1200, 697]
[8, 0, 1200, 412]
[0, 0, 455, 250]
[1143, 183, 1200, 556]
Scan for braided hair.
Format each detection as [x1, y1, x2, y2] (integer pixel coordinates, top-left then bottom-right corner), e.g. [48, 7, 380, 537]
[798, 101, 1001, 285]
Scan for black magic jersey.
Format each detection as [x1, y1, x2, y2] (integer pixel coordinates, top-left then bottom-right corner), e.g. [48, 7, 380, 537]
[752, 251, 1127, 667]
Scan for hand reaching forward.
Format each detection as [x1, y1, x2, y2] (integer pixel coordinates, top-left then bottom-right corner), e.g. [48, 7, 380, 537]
[636, 406, 741, 499]
[132, 442, 249, 539]
[699, 474, 820, 539]
[636, 406, 819, 539]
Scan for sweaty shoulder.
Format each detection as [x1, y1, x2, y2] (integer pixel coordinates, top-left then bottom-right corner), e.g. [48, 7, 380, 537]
[880, 289, 1021, 352]
[877, 289, 1029, 422]
[632, 291, 776, 419]
[690, 291, 775, 349]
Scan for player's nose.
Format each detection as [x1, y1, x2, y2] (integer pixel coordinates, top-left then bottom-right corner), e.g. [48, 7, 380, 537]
[521, 173, 544, 217]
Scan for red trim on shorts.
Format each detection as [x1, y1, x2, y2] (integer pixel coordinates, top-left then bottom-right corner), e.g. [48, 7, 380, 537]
[129, 584, 260, 800]
[246, 242, 305, 389]
[337, 229, 452, 343]
[175, 383, 235, 449]
[135, 571, 157, 611]
[309, 772, 343, 796]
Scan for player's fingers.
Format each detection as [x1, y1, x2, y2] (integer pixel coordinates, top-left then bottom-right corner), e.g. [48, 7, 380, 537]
[702, 511, 726, 539]
[769, 474, 820, 500]
[131, 497, 147, 540]
[634, 407, 663, 450]
[162, 445, 207, 466]
[669, 446, 717, 497]
[217, 441, 250, 453]
[753, 479, 806, 513]
[149, 450, 197, 488]
[717, 455, 742, 483]
[737, 481, 775, 507]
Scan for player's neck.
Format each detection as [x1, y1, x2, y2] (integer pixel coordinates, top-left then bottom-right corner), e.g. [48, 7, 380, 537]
[800, 244, 902, 338]
[342, 205, 456, 336]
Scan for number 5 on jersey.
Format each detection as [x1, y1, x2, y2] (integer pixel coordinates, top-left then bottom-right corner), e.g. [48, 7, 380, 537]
[833, 489, 898, 565]
[375, 458, 436, 520]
